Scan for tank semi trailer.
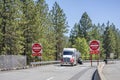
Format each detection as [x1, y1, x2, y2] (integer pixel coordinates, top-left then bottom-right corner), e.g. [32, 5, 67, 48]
[61, 48, 82, 66]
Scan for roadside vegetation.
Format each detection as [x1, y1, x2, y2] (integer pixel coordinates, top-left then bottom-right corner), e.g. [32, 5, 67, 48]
[0, 0, 120, 63]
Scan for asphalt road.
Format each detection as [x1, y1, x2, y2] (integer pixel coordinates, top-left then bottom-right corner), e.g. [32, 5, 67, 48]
[103, 60, 120, 80]
[0, 62, 97, 80]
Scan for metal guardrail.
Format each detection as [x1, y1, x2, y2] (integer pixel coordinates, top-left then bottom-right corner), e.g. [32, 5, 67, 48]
[30, 61, 61, 67]
[83, 59, 119, 63]
[83, 60, 104, 62]
[30, 60, 103, 67]
[30, 59, 119, 66]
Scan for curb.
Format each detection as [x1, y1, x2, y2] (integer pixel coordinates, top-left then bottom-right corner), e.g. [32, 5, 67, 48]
[97, 62, 106, 80]
[0, 66, 30, 71]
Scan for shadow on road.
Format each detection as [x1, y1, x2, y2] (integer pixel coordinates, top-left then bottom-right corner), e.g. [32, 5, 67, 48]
[92, 70, 100, 80]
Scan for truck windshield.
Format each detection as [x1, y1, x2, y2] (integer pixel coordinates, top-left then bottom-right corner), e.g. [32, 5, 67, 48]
[63, 51, 73, 55]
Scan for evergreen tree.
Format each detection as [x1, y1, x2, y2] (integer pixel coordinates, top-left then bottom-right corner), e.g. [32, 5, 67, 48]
[35, 0, 56, 60]
[98, 23, 106, 58]
[115, 30, 120, 58]
[0, 0, 24, 55]
[69, 23, 78, 46]
[111, 25, 120, 58]
[79, 12, 92, 42]
[90, 24, 100, 40]
[103, 22, 116, 58]
[50, 2, 68, 60]
[20, 0, 36, 62]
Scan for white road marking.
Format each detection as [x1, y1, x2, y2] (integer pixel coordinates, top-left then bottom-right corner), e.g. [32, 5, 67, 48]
[46, 77, 54, 80]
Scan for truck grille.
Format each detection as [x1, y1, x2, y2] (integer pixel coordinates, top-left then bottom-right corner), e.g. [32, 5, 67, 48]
[63, 58, 70, 62]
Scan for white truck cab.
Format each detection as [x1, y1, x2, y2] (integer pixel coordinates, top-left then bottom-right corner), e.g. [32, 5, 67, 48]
[61, 48, 80, 66]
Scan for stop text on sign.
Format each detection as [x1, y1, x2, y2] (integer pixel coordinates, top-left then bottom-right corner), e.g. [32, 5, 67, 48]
[90, 40, 100, 54]
[32, 43, 42, 56]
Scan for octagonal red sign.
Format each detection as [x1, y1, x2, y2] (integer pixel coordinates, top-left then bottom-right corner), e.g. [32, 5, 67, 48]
[32, 43, 42, 53]
[90, 40, 100, 50]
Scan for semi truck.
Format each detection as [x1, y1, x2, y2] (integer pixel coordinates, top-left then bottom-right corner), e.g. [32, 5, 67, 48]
[61, 48, 81, 66]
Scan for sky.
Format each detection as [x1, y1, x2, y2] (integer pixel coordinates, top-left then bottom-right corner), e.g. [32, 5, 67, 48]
[45, 0, 120, 33]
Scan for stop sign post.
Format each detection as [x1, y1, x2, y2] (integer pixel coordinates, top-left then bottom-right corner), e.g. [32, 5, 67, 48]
[32, 43, 42, 56]
[89, 40, 100, 66]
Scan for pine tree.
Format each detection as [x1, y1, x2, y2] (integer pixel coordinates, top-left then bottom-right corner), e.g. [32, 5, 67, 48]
[103, 22, 116, 58]
[19, 0, 41, 63]
[115, 30, 120, 58]
[79, 12, 92, 42]
[35, 0, 56, 60]
[0, 0, 24, 55]
[69, 23, 78, 46]
[50, 2, 68, 60]
[90, 24, 100, 40]
[111, 25, 120, 58]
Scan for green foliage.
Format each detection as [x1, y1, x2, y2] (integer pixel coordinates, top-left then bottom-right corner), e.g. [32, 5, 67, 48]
[103, 22, 119, 58]
[49, 2, 68, 60]
[72, 38, 89, 60]
[0, 0, 52, 62]
[69, 12, 120, 59]
[69, 23, 78, 46]
[69, 12, 92, 59]
[79, 12, 92, 41]
[34, 0, 56, 61]
[0, 0, 24, 55]
[89, 24, 105, 58]
[0, 0, 120, 63]
[114, 29, 120, 58]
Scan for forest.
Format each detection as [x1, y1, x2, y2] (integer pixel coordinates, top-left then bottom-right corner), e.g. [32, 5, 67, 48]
[0, 0, 120, 63]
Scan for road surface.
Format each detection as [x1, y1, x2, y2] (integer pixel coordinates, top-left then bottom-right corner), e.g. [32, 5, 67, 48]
[103, 60, 120, 80]
[0, 63, 97, 80]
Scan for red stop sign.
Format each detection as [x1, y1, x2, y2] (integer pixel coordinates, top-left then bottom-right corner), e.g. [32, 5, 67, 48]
[90, 40, 99, 50]
[32, 43, 42, 53]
